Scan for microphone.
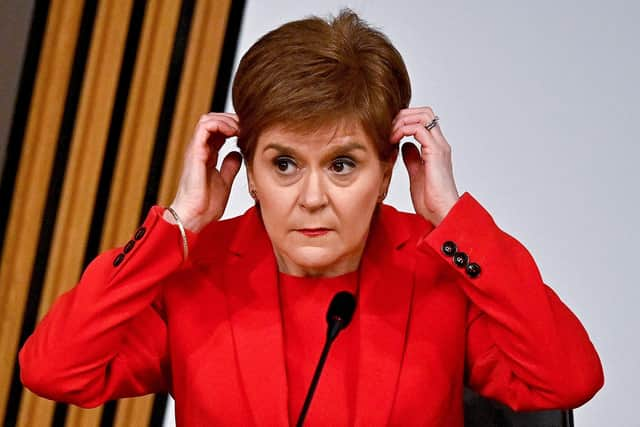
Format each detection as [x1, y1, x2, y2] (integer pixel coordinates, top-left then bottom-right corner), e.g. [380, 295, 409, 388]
[296, 291, 357, 427]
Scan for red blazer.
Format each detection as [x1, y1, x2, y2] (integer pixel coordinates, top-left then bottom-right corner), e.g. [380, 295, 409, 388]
[19, 192, 604, 426]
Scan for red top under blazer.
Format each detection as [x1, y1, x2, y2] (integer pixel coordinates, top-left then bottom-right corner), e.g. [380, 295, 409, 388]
[19, 192, 605, 426]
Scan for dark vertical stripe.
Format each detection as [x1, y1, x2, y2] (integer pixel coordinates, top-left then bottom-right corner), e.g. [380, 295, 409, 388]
[143, 0, 197, 422]
[96, 400, 117, 427]
[209, 0, 246, 113]
[139, 0, 196, 224]
[0, 0, 50, 269]
[142, 1, 198, 424]
[84, 0, 147, 273]
[81, 2, 148, 427]
[565, 409, 574, 427]
[3, 0, 101, 426]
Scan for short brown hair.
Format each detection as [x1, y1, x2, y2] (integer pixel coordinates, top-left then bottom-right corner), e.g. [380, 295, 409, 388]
[232, 9, 411, 164]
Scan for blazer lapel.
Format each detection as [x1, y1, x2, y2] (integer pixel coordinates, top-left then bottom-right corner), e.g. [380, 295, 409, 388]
[354, 205, 416, 427]
[219, 204, 417, 426]
[223, 207, 289, 426]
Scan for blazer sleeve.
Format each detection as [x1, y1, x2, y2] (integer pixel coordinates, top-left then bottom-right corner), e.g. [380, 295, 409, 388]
[415, 192, 604, 411]
[18, 205, 198, 408]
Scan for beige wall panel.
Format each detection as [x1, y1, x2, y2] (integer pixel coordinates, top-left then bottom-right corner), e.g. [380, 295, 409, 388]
[4, 0, 235, 425]
[65, 0, 182, 426]
[113, 395, 155, 427]
[0, 0, 84, 422]
[158, 0, 232, 206]
[17, 1, 135, 426]
[100, 0, 181, 251]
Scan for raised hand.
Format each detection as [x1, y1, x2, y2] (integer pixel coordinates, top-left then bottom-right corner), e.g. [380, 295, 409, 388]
[390, 107, 460, 226]
[166, 113, 242, 232]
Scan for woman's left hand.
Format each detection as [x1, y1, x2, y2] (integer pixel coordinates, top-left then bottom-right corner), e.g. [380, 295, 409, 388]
[390, 106, 460, 226]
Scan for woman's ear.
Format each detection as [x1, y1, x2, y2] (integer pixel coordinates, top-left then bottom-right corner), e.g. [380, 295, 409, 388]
[383, 149, 398, 184]
[245, 161, 253, 185]
[379, 149, 398, 200]
[245, 161, 258, 200]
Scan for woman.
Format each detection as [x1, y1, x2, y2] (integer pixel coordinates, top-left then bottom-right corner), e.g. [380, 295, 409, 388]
[19, 9, 603, 426]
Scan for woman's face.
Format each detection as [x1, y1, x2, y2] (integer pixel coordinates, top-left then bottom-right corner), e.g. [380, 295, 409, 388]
[247, 119, 394, 277]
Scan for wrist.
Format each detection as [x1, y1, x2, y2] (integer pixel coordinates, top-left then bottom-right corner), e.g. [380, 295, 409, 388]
[162, 209, 178, 225]
[164, 204, 207, 233]
[434, 195, 461, 226]
[164, 206, 192, 262]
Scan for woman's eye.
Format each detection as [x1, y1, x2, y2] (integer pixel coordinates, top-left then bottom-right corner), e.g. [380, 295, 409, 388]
[273, 157, 297, 174]
[330, 158, 356, 175]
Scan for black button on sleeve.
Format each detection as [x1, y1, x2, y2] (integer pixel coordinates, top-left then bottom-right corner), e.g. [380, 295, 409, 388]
[134, 227, 146, 240]
[442, 241, 457, 257]
[123, 240, 135, 254]
[113, 253, 125, 267]
[466, 262, 481, 278]
[453, 251, 469, 267]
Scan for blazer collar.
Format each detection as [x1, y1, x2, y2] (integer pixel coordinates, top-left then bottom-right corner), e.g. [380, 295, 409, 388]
[223, 204, 417, 426]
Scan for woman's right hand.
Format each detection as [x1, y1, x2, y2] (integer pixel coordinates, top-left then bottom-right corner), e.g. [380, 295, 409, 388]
[165, 113, 243, 232]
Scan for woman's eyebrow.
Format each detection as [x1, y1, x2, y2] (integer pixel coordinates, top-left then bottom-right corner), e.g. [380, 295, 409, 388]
[262, 143, 296, 155]
[325, 142, 368, 155]
[262, 142, 368, 155]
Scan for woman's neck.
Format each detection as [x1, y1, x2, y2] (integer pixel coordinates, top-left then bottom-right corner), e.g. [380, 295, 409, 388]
[273, 244, 364, 278]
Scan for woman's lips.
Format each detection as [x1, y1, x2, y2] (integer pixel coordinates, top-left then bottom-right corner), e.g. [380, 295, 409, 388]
[297, 228, 330, 237]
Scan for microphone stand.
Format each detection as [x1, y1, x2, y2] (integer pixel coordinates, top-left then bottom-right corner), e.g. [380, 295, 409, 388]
[295, 321, 342, 427]
[296, 291, 355, 427]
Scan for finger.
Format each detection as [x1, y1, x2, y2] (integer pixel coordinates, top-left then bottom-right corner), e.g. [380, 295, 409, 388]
[390, 122, 438, 151]
[414, 124, 450, 157]
[198, 119, 240, 163]
[392, 112, 433, 129]
[219, 151, 243, 188]
[199, 116, 240, 137]
[390, 109, 438, 136]
[392, 123, 449, 158]
[396, 110, 447, 146]
[391, 106, 435, 127]
[204, 112, 240, 126]
[390, 114, 430, 143]
[191, 116, 238, 153]
[190, 119, 237, 169]
[425, 119, 447, 145]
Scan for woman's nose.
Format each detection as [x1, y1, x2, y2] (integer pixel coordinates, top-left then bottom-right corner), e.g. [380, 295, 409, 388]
[298, 169, 328, 210]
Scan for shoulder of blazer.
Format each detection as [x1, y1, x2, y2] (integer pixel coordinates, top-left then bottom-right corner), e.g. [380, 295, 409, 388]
[187, 206, 260, 264]
[376, 204, 435, 252]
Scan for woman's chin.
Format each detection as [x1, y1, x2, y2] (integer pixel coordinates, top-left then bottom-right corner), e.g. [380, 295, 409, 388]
[288, 247, 344, 272]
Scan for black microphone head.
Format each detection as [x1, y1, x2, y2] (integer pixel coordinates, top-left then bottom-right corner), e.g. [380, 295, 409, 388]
[326, 291, 357, 330]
